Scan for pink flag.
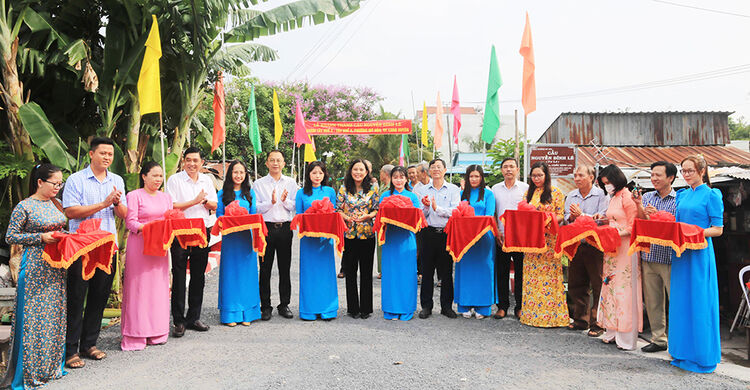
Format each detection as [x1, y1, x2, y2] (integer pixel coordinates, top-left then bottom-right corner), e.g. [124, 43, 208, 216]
[399, 136, 405, 166]
[293, 100, 311, 146]
[451, 76, 461, 145]
[434, 92, 444, 149]
[211, 73, 225, 153]
[520, 12, 536, 115]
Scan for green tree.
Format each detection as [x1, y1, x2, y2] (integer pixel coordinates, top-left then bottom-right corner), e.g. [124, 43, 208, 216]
[487, 137, 527, 183]
[730, 116, 750, 140]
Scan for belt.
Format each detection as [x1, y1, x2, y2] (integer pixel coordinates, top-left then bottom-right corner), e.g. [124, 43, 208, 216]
[426, 226, 445, 233]
[266, 221, 291, 229]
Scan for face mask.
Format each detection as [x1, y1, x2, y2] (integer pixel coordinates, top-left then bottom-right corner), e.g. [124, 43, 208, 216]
[604, 184, 615, 195]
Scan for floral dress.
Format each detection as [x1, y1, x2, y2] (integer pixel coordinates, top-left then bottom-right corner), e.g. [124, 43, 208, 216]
[336, 185, 380, 240]
[519, 187, 569, 328]
[2, 198, 67, 389]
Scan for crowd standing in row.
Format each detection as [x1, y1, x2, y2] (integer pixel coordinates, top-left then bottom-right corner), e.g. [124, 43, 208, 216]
[3, 137, 724, 388]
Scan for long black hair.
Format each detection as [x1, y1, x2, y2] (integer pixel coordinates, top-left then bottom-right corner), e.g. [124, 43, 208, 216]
[222, 160, 252, 206]
[29, 163, 61, 195]
[303, 161, 330, 195]
[526, 161, 553, 204]
[139, 161, 162, 188]
[461, 164, 485, 202]
[597, 164, 628, 195]
[343, 159, 373, 195]
[388, 166, 411, 193]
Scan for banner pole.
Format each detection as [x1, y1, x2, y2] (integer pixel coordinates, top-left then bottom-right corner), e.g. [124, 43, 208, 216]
[159, 112, 167, 177]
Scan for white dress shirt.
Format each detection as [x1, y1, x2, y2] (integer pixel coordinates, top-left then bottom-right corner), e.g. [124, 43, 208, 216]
[254, 174, 298, 222]
[491, 179, 529, 233]
[417, 180, 460, 228]
[166, 170, 218, 227]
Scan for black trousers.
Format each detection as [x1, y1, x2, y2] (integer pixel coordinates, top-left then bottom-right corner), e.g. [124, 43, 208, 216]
[496, 245, 523, 312]
[259, 222, 293, 311]
[415, 230, 424, 275]
[420, 228, 453, 311]
[66, 255, 115, 358]
[343, 237, 376, 315]
[170, 228, 210, 325]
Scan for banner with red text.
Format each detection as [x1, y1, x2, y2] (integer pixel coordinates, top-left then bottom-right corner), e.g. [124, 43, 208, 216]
[306, 120, 412, 135]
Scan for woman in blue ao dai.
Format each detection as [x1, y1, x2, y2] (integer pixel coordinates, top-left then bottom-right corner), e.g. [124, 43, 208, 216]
[455, 165, 497, 319]
[295, 161, 339, 321]
[668, 155, 724, 373]
[216, 160, 261, 326]
[379, 166, 421, 321]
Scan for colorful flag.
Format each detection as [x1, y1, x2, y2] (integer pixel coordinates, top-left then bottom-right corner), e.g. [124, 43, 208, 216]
[520, 12, 536, 115]
[399, 133, 409, 166]
[272, 89, 283, 148]
[421, 101, 429, 147]
[481, 45, 503, 144]
[137, 15, 162, 116]
[211, 73, 225, 153]
[247, 85, 262, 155]
[434, 92, 444, 149]
[451, 76, 461, 145]
[304, 136, 317, 162]
[293, 100, 311, 146]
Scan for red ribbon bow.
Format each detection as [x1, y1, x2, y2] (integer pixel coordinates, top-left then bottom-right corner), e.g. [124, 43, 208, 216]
[225, 200, 248, 216]
[306, 198, 335, 214]
[649, 210, 676, 222]
[163, 209, 185, 220]
[451, 201, 475, 218]
[380, 194, 412, 209]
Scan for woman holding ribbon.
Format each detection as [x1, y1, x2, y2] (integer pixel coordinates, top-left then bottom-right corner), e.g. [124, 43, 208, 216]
[520, 162, 568, 328]
[337, 159, 380, 319]
[669, 155, 723, 373]
[597, 164, 642, 350]
[2, 163, 67, 388]
[295, 161, 339, 321]
[378, 166, 421, 320]
[454, 165, 497, 319]
[121, 161, 173, 350]
[216, 160, 261, 326]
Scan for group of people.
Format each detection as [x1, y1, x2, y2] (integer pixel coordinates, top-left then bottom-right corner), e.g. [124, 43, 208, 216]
[4, 136, 724, 389]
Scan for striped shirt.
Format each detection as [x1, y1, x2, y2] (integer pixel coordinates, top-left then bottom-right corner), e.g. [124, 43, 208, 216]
[62, 166, 127, 245]
[641, 189, 677, 265]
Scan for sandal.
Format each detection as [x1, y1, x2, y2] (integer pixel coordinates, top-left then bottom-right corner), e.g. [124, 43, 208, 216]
[82, 346, 107, 360]
[587, 328, 604, 337]
[65, 354, 85, 369]
[567, 324, 587, 331]
[240, 322, 251, 326]
[224, 322, 237, 327]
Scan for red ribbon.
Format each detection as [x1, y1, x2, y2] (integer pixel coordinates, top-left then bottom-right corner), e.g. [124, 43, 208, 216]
[554, 215, 621, 258]
[373, 196, 426, 245]
[211, 213, 268, 257]
[445, 215, 499, 262]
[42, 218, 117, 280]
[628, 218, 706, 257]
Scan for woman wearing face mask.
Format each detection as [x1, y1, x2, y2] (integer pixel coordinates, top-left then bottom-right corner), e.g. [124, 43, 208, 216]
[454, 165, 497, 319]
[520, 162, 568, 328]
[597, 164, 642, 350]
[121, 161, 174, 351]
[337, 159, 380, 319]
[216, 160, 261, 326]
[669, 155, 723, 373]
[2, 164, 67, 388]
[296, 161, 339, 321]
[378, 166, 421, 321]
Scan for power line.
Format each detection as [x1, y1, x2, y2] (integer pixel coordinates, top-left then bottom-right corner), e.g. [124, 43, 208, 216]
[651, 0, 750, 18]
[309, 0, 383, 82]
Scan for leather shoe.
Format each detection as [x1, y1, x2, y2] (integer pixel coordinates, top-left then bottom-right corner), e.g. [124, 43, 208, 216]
[493, 309, 506, 319]
[172, 323, 185, 338]
[441, 308, 458, 318]
[186, 320, 210, 332]
[278, 306, 294, 319]
[641, 343, 667, 353]
[261, 308, 272, 321]
[418, 308, 431, 319]
[347, 312, 360, 319]
[360, 313, 371, 319]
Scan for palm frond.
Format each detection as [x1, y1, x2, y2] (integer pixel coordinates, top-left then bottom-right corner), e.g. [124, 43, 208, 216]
[210, 42, 278, 76]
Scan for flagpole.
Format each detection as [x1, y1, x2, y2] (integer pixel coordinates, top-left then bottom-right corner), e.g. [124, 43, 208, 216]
[254, 153, 258, 181]
[222, 139, 226, 180]
[514, 109, 519, 164]
[523, 113, 528, 183]
[159, 112, 166, 175]
[291, 143, 296, 180]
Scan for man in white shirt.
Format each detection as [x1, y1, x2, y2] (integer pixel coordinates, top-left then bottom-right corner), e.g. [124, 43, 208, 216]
[254, 150, 298, 320]
[166, 147, 218, 337]
[490, 157, 529, 320]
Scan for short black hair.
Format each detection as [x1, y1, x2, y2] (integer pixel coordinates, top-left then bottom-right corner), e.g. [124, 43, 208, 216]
[139, 161, 162, 188]
[183, 146, 202, 159]
[650, 161, 677, 184]
[266, 149, 284, 161]
[429, 158, 446, 169]
[597, 165, 628, 194]
[500, 157, 518, 167]
[90, 137, 114, 151]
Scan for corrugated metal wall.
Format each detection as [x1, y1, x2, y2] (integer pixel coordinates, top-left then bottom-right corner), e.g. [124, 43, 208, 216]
[539, 112, 731, 146]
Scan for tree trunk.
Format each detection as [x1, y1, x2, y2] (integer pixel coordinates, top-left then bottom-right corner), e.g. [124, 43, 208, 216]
[124, 97, 141, 174]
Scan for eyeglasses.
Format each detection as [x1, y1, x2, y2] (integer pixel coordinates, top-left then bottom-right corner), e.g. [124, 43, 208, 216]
[44, 180, 64, 189]
[682, 169, 696, 175]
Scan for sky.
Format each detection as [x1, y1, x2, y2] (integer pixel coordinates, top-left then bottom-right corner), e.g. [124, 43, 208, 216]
[249, 0, 750, 142]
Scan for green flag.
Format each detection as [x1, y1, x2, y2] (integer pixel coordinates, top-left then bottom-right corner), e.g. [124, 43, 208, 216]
[481, 45, 503, 144]
[247, 85, 262, 155]
[402, 133, 409, 162]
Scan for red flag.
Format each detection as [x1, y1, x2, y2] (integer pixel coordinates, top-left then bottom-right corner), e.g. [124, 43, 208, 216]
[211, 73, 225, 153]
[451, 75, 461, 145]
[293, 100, 311, 146]
[520, 12, 536, 115]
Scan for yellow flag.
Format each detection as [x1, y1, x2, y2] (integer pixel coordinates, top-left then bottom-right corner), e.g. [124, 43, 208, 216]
[137, 15, 162, 116]
[304, 135, 316, 162]
[421, 101, 429, 147]
[272, 89, 283, 147]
